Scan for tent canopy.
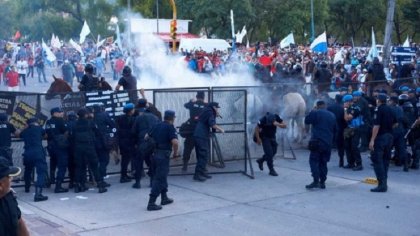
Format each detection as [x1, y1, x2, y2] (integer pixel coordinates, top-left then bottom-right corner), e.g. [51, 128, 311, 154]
[179, 38, 231, 53]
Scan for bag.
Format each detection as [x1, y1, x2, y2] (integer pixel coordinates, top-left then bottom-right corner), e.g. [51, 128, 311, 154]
[179, 120, 195, 138]
[54, 134, 69, 149]
[138, 135, 156, 157]
[308, 139, 320, 151]
[102, 131, 118, 150]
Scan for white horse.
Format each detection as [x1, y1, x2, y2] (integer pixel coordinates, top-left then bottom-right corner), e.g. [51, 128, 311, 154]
[281, 92, 307, 143]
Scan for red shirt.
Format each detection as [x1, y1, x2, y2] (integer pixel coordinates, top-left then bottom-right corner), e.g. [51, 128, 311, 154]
[115, 59, 125, 72]
[259, 55, 272, 67]
[6, 71, 19, 87]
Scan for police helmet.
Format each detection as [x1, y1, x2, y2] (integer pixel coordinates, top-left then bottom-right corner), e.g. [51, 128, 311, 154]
[342, 95, 353, 103]
[85, 63, 94, 73]
[398, 94, 409, 101]
[122, 66, 132, 76]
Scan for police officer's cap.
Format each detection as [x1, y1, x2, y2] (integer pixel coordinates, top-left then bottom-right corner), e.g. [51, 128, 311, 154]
[196, 91, 205, 99]
[342, 95, 353, 103]
[164, 110, 176, 119]
[316, 100, 326, 107]
[339, 87, 348, 92]
[398, 94, 409, 101]
[77, 108, 89, 117]
[123, 103, 134, 112]
[208, 102, 220, 108]
[50, 107, 63, 115]
[0, 113, 7, 122]
[137, 98, 147, 108]
[377, 93, 388, 103]
[122, 66, 131, 76]
[352, 91, 362, 97]
[0, 157, 21, 179]
[27, 118, 37, 125]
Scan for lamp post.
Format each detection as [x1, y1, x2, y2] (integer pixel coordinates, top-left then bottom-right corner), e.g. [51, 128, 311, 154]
[156, 0, 160, 34]
[310, 0, 315, 42]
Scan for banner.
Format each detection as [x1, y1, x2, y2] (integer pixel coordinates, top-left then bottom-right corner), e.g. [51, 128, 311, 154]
[9, 101, 47, 129]
[0, 94, 16, 114]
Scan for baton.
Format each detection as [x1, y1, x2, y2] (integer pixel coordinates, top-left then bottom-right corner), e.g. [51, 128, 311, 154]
[404, 121, 418, 139]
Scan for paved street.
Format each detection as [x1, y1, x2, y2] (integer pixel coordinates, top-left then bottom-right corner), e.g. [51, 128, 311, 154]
[14, 149, 420, 236]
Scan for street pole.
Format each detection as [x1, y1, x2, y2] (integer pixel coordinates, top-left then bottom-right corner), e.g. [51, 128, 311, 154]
[383, 0, 396, 68]
[310, 0, 315, 42]
[169, 0, 177, 53]
[156, 0, 160, 34]
[128, 0, 132, 52]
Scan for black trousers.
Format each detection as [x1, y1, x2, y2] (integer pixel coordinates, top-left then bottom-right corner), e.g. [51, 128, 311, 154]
[344, 128, 362, 166]
[371, 133, 393, 182]
[183, 135, 195, 163]
[74, 144, 101, 184]
[261, 137, 278, 170]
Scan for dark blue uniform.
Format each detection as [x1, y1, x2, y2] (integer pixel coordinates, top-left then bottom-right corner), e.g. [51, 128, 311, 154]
[305, 108, 337, 185]
[371, 103, 396, 191]
[20, 124, 47, 189]
[131, 110, 159, 182]
[390, 105, 409, 171]
[344, 104, 363, 169]
[73, 118, 104, 192]
[182, 100, 206, 169]
[93, 110, 116, 180]
[327, 101, 345, 166]
[149, 121, 177, 198]
[0, 121, 16, 165]
[193, 107, 217, 177]
[0, 191, 22, 236]
[66, 113, 78, 188]
[116, 113, 136, 180]
[45, 116, 68, 185]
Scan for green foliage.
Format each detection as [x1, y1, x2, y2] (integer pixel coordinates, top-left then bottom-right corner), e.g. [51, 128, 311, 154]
[1, 0, 419, 44]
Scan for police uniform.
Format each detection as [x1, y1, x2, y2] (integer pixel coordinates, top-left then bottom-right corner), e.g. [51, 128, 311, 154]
[343, 95, 364, 170]
[0, 157, 24, 236]
[370, 94, 396, 192]
[327, 95, 346, 167]
[117, 66, 138, 103]
[147, 110, 178, 211]
[73, 108, 107, 193]
[182, 91, 206, 171]
[255, 113, 284, 176]
[66, 112, 78, 188]
[116, 103, 136, 183]
[193, 103, 219, 181]
[20, 118, 49, 202]
[131, 104, 159, 188]
[92, 105, 116, 185]
[305, 101, 337, 189]
[45, 107, 69, 192]
[79, 64, 99, 92]
[0, 113, 16, 165]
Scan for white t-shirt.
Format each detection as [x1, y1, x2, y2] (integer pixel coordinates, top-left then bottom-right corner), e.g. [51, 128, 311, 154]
[16, 60, 28, 74]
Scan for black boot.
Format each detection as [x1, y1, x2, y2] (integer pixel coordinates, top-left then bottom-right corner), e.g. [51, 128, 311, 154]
[68, 181, 74, 189]
[182, 161, 188, 172]
[161, 192, 174, 205]
[74, 183, 81, 193]
[268, 168, 278, 176]
[411, 153, 419, 169]
[147, 195, 162, 211]
[339, 156, 344, 168]
[200, 172, 212, 179]
[305, 181, 320, 189]
[256, 158, 264, 171]
[132, 180, 141, 189]
[97, 182, 108, 193]
[193, 173, 206, 182]
[34, 187, 48, 202]
[403, 158, 410, 172]
[24, 181, 31, 193]
[370, 180, 387, 192]
[120, 175, 132, 183]
[54, 181, 69, 193]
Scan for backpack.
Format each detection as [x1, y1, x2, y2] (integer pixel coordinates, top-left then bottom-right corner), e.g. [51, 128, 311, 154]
[179, 119, 196, 138]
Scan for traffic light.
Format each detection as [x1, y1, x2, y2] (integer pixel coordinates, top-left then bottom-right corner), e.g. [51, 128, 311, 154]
[170, 20, 177, 40]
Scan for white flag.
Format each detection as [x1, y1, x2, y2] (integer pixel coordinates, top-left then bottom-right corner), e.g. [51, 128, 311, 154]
[366, 27, 378, 62]
[42, 39, 56, 62]
[235, 26, 247, 43]
[115, 24, 122, 52]
[79, 20, 91, 44]
[96, 38, 106, 49]
[69, 39, 84, 56]
[402, 35, 410, 47]
[280, 33, 295, 48]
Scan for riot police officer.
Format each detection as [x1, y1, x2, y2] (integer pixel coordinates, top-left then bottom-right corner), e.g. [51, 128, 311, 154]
[254, 112, 287, 176]
[327, 95, 346, 167]
[0, 113, 18, 165]
[182, 91, 206, 172]
[343, 95, 364, 171]
[66, 111, 78, 189]
[116, 103, 136, 183]
[388, 97, 409, 171]
[369, 94, 396, 192]
[147, 110, 179, 211]
[115, 66, 138, 103]
[73, 108, 107, 193]
[20, 118, 48, 202]
[45, 107, 69, 193]
[131, 99, 159, 188]
[78, 63, 99, 92]
[92, 104, 116, 187]
[193, 102, 224, 182]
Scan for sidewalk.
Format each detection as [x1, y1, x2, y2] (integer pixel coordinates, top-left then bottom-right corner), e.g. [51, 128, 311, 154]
[15, 149, 420, 236]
